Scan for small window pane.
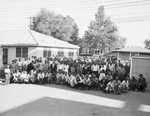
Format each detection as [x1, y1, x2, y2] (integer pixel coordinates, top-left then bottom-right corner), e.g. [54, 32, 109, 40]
[69, 52, 74, 57]
[48, 50, 51, 57]
[23, 47, 28, 57]
[58, 51, 64, 57]
[43, 48, 47, 57]
[16, 47, 21, 57]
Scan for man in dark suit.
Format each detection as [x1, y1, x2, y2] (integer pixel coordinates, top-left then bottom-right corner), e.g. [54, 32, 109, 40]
[50, 61, 57, 74]
[138, 74, 147, 92]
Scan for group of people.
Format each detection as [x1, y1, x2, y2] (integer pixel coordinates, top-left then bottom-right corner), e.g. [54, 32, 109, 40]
[4, 56, 147, 94]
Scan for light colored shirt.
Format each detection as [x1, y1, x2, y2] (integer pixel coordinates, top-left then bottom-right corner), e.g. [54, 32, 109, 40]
[5, 68, 11, 74]
[91, 65, 99, 71]
[121, 80, 129, 87]
[99, 73, 105, 81]
[17, 61, 22, 67]
[70, 75, 77, 87]
[37, 73, 44, 79]
[64, 65, 69, 73]
[57, 64, 64, 71]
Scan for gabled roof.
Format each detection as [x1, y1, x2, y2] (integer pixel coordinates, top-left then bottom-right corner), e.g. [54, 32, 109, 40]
[0, 29, 36, 46]
[0, 29, 79, 49]
[113, 46, 150, 53]
[30, 30, 79, 49]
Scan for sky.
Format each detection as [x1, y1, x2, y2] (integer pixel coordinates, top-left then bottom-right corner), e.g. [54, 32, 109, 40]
[0, 0, 150, 47]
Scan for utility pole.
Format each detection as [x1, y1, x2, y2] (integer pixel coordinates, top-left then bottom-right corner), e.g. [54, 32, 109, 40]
[28, 17, 34, 29]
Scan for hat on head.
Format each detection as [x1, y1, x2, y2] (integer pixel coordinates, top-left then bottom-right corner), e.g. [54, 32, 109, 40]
[139, 74, 143, 77]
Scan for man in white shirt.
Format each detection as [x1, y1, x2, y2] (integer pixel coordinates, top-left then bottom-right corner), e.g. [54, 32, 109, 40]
[121, 78, 129, 93]
[37, 71, 45, 84]
[91, 62, 99, 77]
[4, 65, 11, 85]
[70, 74, 77, 87]
[57, 62, 64, 73]
[64, 62, 69, 74]
[99, 69, 105, 81]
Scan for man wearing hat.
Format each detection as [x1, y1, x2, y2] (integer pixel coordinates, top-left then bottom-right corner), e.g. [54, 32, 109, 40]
[138, 74, 147, 92]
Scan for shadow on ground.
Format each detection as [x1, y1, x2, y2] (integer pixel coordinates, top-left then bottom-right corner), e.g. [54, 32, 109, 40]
[40, 83, 150, 105]
[0, 97, 150, 116]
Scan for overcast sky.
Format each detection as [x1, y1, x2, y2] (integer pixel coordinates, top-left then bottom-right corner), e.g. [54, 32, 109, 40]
[0, 0, 150, 47]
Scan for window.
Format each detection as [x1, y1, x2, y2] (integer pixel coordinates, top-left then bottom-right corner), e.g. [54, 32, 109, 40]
[69, 52, 74, 57]
[58, 51, 64, 57]
[16, 47, 21, 57]
[23, 47, 28, 57]
[43, 49, 47, 57]
[43, 48, 51, 57]
[48, 50, 51, 57]
[16, 47, 28, 58]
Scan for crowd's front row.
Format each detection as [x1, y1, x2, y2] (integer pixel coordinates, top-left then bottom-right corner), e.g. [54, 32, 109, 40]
[11, 69, 147, 95]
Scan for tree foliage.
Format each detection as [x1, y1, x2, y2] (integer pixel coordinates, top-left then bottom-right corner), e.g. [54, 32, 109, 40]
[31, 8, 79, 44]
[144, 39, 150, 49]
[82, 6, 126, 54]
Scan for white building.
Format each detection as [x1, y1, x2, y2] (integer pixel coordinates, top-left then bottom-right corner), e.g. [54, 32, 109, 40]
[0, 29, 79, 64]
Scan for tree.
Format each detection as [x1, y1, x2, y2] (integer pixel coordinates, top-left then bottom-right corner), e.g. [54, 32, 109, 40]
[31, 8, 79, 44]
[82, 6, 126, 54]
[144, 39, 150, 49]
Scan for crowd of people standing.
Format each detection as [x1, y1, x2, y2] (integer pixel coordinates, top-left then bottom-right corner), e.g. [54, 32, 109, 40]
[4, 56, 147, 94]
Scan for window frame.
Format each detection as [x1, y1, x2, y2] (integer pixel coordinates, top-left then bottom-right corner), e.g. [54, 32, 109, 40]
[22, 47, 28, 58]
[16, 47, 28, 58]
[69, 52, 74, 57]
[58, 51, 64, 57]
[16, 47, 22, 57]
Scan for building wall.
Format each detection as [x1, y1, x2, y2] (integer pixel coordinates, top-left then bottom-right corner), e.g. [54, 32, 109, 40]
[131, 57, 150, 89]
[63, 48, 69, 57]
[3, 46, 78, 64]
[51, 48, 58, 57]
[0, 47, 3, 68]
[36, 47, 43, 58]
[28, 47, 37, 58]
[119, 52, 130, 61]
[6, 47, 38, 64]
[8, 47, 16, 64]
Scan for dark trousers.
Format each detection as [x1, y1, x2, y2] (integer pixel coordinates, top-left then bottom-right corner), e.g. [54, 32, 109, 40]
[92, 71, 99, 77]
[138, 84, 146, 91]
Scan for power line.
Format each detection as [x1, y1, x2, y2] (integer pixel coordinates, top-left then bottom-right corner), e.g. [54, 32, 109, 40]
[0, 0, 122, 10]
[0, 0, 149, 12]
[0, 1, 150, 16]
[115, 18, 150, 23]
[113, 15, 150, 23]
[108, 12, 150, 17]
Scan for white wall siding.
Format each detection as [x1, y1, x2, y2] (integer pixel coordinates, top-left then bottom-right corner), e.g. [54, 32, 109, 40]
[4, 46, 78, 65]
[51, 48, 58, 57]
[36, 47, 43, 58]
[8, 47, 16, 64]
[73, 49, 78, 59]
[63, 48, 68, 57]
[28, 47, 37, 58]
